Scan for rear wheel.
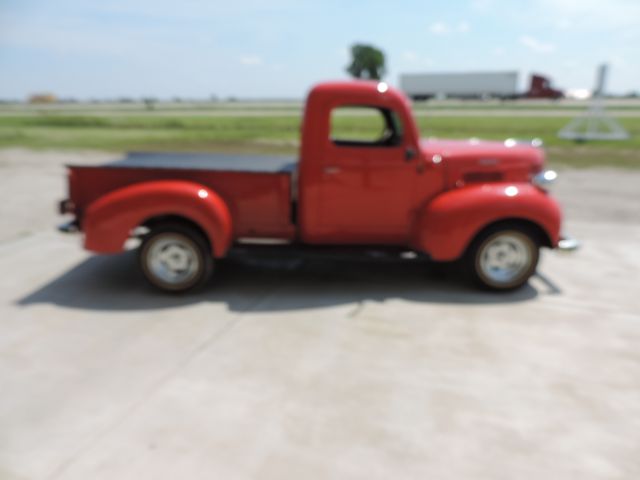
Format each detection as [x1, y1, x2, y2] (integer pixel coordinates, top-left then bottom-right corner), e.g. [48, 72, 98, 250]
[139, 223, 213, 292]
[465, 225, 539, 291]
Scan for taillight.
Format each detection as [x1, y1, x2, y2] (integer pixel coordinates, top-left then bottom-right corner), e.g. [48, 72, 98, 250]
[59, 199, 75, 214]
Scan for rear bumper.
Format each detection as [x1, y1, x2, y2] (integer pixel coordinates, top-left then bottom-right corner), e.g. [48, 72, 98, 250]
[58, 220, 79, 234]
[557, 235, 580, 252]
[58, 198, 80, 233]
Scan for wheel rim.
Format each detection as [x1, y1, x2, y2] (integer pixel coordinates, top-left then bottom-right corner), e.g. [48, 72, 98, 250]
[478, 233, 532, 285]
[147, 236, 200, 286]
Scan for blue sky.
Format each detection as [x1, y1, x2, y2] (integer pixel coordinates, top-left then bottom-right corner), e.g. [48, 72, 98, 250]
[0, 0, 638, 99]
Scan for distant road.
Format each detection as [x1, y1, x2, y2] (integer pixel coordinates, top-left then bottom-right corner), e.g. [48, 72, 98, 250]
[1, 98, 640, 118]
[1, 108, 639, 118]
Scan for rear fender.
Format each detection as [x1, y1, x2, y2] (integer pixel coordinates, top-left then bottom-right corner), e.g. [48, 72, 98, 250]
[413, 183, 561, 261]
[83, 180, 232, 257]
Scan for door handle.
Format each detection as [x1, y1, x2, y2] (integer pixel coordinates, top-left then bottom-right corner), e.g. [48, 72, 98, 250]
[405, 147, 417, 161]
[324, 166, 341, 174]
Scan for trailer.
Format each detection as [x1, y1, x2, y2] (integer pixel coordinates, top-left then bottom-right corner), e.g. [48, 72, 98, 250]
[400, 71, 518, 100]
[400, 71, 563, 100]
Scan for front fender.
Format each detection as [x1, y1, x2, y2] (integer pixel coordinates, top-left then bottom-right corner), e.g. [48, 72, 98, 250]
[413, 183, 562, 261]
[83, 180, 232, 257]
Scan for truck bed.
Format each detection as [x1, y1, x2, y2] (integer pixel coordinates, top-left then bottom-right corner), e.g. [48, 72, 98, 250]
[68, 151, 298, 240]
[104, 151, 297, 173]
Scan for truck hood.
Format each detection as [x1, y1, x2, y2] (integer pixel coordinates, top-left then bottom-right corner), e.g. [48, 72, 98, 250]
[420, 138, 545, 188]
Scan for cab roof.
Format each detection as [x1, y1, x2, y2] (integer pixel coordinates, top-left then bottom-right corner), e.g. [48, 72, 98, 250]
[307, 80, 409, 104]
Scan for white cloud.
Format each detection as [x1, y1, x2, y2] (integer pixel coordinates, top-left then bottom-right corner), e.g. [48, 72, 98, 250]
[399, 51, 434, 68]
[535, 0, 640, 29]
[610, 55, 629, 69]
[429, 22, 450, 35]
[429, 21, 471, 35]
[239, 55, 263, 66]
[402, 51, 418, 62]
[554, 19, 573, 30]
[457, 21, 470, 33]
[519, 35, 556, 53]
[470, 0, 494, 11]
[88, 0, 302, 21]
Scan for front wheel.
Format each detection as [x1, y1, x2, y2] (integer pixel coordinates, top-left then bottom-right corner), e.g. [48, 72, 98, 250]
[465, 226, 539, 291]
[139, 223, 213, 292]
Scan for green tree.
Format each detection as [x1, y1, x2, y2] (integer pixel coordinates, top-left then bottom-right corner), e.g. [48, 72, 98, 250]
[346, 44, 386, 80]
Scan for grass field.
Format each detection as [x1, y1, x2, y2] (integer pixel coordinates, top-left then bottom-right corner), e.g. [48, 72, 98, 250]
[0, 108, 638, 168]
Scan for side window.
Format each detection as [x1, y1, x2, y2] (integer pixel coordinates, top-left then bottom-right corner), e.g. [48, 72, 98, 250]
[330, 106, 403, 147]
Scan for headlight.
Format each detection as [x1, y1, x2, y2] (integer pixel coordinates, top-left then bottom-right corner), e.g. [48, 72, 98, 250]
[532, 170, 557, 190]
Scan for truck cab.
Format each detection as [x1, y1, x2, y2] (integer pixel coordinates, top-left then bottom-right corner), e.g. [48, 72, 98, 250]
[298, 81, 432, 245]
[526, 74, 563, 99]
[59, 81, 577, 293]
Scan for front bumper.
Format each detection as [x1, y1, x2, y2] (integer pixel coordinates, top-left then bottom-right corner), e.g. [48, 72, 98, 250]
[557, 236, 580, 252]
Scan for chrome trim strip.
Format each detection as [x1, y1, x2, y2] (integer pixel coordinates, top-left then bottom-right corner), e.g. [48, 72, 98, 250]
[236, 238, 292, 245]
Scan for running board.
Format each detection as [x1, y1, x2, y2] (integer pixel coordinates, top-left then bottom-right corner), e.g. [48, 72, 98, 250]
[228, 243, 431, 263]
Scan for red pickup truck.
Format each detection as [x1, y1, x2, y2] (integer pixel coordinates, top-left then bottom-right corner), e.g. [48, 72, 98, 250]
[59, 81, 577, 292]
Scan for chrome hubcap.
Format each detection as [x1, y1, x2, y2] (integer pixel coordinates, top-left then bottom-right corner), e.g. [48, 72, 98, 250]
[148, 236, 199, 285]
[479, 233, 531, 284]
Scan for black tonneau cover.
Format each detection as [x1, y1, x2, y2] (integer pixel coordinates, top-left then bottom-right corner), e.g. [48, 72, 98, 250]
[103, 151, 297, 173]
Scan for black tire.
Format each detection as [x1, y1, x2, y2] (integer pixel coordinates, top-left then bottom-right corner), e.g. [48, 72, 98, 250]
[139, 223, 213, 292]
[464, 224, 539, 291]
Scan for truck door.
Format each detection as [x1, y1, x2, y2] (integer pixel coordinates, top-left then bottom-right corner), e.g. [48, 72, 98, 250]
[317, 105, 417, 244]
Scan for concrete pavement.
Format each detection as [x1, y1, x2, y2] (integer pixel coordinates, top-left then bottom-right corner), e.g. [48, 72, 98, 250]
[1, 149, 639, 480]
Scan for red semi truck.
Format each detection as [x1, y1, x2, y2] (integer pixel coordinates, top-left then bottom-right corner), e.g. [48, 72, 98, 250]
[525, 74, 563, 99]
[59, 81, 577, 292]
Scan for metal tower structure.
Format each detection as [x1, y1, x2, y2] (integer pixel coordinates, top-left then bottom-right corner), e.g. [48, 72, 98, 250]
[558, 64, 629, 141]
